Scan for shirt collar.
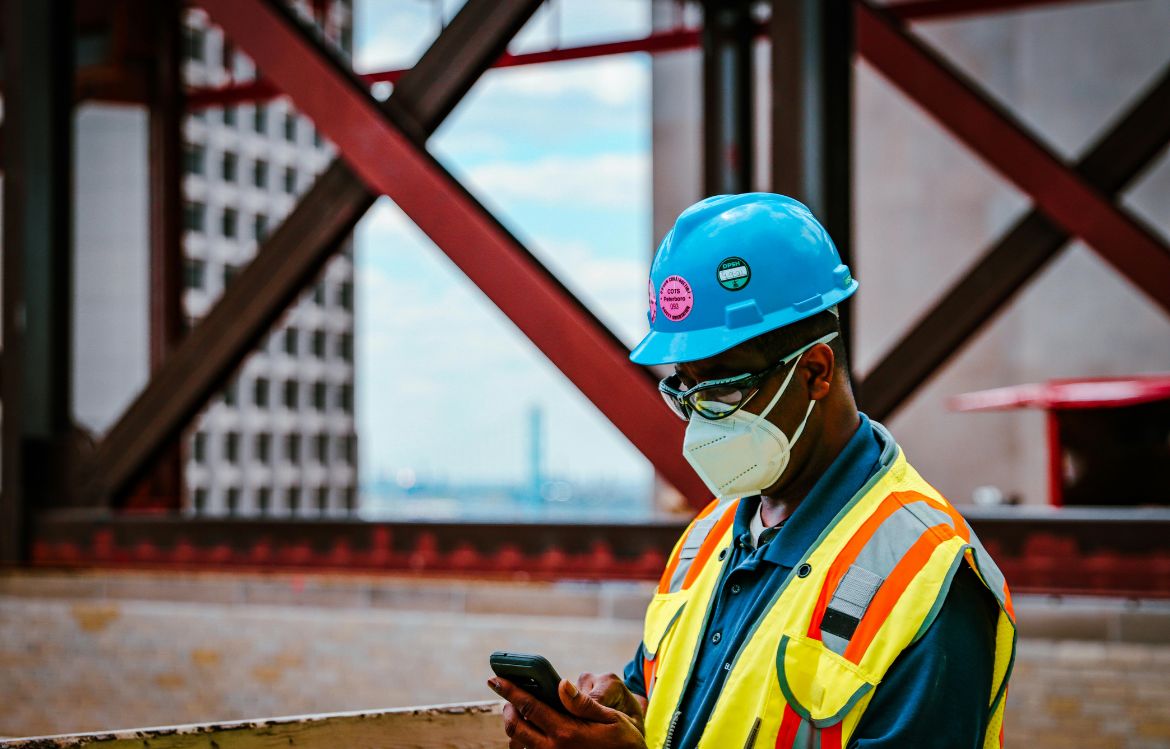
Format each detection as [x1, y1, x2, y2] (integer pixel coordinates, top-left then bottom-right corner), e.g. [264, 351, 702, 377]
[731, 412, 886, 568]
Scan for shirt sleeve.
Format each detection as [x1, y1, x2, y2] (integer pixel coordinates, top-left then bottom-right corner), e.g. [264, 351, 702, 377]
[849, 563, 1000, 749]
[623, 641, 648, 699]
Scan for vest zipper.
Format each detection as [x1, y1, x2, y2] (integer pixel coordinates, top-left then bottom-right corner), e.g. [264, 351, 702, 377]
[663, 710, 682, 749]
[742, 717, 761, 749]
[661, 548, 736, 749]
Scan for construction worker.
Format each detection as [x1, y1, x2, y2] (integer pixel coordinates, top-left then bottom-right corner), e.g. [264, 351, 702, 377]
[490, 193, 1016, 749]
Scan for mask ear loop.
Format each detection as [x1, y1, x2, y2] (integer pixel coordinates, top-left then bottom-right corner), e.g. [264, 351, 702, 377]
[749, 356, 800, 427]
[788, 398, 818, 447]
[748, 330, 840, 427]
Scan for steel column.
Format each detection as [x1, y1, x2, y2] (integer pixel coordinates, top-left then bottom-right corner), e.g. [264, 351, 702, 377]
[133, 0, 186, 511]
[701, 0, 755, 195]
[1, 0, 76, 561]
[859, 67, 1170, 420]
[771, 0, 854, 372]
[855, 0, 1170, 316]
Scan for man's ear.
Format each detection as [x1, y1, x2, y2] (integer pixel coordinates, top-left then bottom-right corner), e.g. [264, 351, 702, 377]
[801, 343, 835, 401]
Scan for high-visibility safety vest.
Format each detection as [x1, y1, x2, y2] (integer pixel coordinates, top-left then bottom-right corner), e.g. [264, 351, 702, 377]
[641, 435, 1016, 749]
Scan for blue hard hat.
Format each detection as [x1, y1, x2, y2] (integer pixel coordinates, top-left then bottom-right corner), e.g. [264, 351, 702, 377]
[630, 193, 857, 365]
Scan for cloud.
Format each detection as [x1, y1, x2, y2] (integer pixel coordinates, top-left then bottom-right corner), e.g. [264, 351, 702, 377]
[353, 198, 654, 484]
[361, 197, 421, 236]
[486, 57, 650, 108]
[526, 240, 650, 347]
[354, 2, 440, 72]
[464, 151, 650, 211]
[511, 0, 651, 53]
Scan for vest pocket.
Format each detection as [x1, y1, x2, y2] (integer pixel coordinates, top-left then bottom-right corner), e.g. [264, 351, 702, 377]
[774, 634, 876, 729]
[642, 590, 688, 661]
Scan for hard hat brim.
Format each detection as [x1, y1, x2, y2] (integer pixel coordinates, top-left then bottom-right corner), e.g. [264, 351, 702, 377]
[629, 282, 857, 366]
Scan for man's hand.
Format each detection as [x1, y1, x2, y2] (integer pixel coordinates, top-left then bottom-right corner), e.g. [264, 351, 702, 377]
[573, 672, 648, 735]
[489, 676, 647, 749]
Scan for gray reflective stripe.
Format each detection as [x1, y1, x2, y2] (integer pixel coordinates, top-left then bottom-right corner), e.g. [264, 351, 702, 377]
[966, 529, 1007, 602]
[829, 565, 883, 619]
[793, 719, 816, 749]
[819, 501, 960, 654]
[668, 499, 736, 593]
[863, 500, 957, 567]
[821, 630, 850, 655]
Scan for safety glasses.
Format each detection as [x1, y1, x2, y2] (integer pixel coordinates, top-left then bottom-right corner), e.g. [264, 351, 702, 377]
[658, 332, 838, 421]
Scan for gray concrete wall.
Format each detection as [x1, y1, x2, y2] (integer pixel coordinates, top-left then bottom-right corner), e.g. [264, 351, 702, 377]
[651, 0, 1170, 507]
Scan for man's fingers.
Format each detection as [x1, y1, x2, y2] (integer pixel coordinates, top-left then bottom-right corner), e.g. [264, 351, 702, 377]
[559, 678, 620, 724]
[489, 678, 560, 733]
[505, 710, 547, 749]
[576, 672, 597, 696]
[502, 703, 523, 738]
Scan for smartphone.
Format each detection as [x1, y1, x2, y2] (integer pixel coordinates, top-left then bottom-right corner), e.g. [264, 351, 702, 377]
[489, 651, 569, 713]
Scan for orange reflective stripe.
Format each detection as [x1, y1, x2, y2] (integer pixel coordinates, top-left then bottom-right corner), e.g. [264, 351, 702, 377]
[807, 493, 903, 639]
[1002, 580, 1015, 621]
[842, 524, 957, 662]
[774, 705, 802, 749]
[681, 502, 737, 590]
[807, 490, 970, 640]
[658, 498, 720, 594]
[643, 654, 657, 699]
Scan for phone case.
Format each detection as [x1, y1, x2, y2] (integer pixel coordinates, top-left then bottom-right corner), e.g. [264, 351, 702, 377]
[489, 651, 569, 713]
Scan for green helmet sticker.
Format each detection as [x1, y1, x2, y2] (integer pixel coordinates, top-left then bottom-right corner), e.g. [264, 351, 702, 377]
[716, 256, 751, 291]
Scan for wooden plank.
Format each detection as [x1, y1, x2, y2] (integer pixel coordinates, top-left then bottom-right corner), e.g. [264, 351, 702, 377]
[0, 703, 505, 749]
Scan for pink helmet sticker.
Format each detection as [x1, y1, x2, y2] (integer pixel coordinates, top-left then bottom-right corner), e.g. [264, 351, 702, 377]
[659, 275, 694, 322]
[648, 279, 657, 324]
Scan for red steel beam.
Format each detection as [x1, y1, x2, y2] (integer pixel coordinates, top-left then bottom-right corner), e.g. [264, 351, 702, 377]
[858, 66, 1170, 421]
[888, 0, 1125, 22]
[855, 0, 1170, 316]
[187, 28, 702, 110]
[28, 508, 1170, 597]
[197, 0, 708, 503]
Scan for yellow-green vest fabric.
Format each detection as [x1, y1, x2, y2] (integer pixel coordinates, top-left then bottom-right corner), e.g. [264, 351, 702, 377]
[641, 445, 1016, 749]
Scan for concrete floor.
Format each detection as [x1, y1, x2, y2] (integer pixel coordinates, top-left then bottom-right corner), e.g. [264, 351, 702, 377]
[2, 571, 1169, 746]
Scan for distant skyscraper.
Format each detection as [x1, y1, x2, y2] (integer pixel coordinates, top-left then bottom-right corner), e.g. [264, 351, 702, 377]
[528, 404, 544, 501]
[181, 0, 357, 517]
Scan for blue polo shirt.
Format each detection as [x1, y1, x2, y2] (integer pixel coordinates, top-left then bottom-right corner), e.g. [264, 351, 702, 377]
[623, 414, 998, 749]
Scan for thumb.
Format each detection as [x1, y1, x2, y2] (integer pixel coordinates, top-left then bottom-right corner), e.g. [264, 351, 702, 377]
[559, 679, 619, 724]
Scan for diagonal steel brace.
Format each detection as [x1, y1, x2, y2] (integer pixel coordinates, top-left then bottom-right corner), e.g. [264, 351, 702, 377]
[90, 0, 709, 506]
[859, 67, 1170, 420]
[855, 0, 1170, 316]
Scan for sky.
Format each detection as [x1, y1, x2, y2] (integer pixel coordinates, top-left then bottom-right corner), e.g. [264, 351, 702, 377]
[352, 0, 659, 488]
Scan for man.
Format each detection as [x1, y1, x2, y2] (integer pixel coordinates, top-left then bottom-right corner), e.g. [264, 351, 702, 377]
[490, 194, 1016, 749]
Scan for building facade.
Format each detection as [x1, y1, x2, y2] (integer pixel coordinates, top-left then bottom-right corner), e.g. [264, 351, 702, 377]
[180, 0, 357, 517]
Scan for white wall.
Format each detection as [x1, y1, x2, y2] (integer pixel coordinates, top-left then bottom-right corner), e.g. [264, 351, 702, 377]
[72, 104, 151, 436]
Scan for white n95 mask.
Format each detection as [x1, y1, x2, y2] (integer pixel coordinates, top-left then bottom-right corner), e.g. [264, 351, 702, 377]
[681, 348, 818, 499]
